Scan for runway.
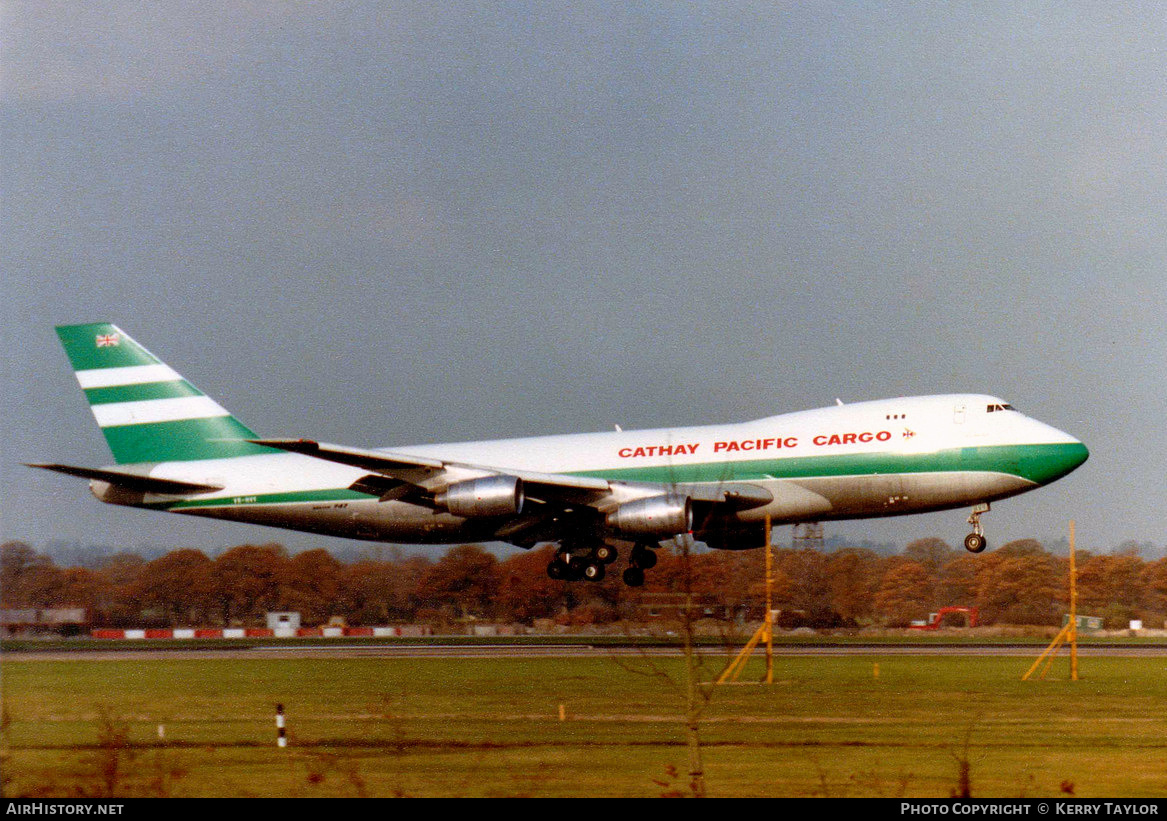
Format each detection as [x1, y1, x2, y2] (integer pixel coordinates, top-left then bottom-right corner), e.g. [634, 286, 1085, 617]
[5, 641, 1167, 662]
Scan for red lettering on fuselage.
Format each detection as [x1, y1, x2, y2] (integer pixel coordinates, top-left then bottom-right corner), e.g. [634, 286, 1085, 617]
[619, 429, 891, 458]
[713, 437, 798, 453]
[618, 443, 700, 459]
[813, 431, 892, 446]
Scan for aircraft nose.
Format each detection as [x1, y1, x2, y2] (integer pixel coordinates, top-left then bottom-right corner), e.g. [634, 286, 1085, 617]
[1064, 439, 1089, 471]
[1021, 418, 1088, 484]
[1045, 428, 1089, 481]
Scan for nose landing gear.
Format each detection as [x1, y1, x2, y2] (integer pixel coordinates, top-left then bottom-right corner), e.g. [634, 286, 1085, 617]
[964, 503, 990, 553]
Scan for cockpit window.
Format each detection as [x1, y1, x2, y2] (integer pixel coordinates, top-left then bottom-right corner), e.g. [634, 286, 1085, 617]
[986, 403, 1016, 413]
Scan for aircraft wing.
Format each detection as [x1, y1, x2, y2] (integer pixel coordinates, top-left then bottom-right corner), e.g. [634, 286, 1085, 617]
[249, 437, 772, 509]
[248, 438, 614, 506]
[249, 437, 773, 550]
[248, 438, 446, 485]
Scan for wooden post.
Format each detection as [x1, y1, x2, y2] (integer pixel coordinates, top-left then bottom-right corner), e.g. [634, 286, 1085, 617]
[764, 515, 773, 685]
[1069, 520, 1078, 681]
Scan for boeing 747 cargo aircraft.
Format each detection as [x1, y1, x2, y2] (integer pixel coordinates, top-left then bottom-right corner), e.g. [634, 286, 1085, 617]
[30, 324, 1088, 586]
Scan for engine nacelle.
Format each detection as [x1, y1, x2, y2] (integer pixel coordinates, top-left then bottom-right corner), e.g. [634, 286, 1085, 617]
[695, 520, 770, 551]
[436, 476, 525, 517]
[606, 494, 693, 537]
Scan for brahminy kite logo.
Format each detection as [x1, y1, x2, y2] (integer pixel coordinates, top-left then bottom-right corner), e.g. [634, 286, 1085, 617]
[95, 333, 120, 347]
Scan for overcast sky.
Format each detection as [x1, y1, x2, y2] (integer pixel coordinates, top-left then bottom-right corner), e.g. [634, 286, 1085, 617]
[2, 3, 1164, 558]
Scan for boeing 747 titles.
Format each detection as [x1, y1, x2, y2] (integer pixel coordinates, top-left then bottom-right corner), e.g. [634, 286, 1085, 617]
[30, 324, 1088, 586]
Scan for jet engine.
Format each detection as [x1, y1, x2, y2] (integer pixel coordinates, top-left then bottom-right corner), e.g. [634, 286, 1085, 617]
[694, 520, 770, 551]
[436, 475, 525, 517]
[606, 494, 692, 537]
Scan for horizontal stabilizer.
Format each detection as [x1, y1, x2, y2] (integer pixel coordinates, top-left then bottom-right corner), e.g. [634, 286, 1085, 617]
[26, 463, 223, 495]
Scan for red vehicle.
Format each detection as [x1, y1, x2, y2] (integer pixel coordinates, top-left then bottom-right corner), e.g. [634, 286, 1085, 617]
[909, 607, 978, 630]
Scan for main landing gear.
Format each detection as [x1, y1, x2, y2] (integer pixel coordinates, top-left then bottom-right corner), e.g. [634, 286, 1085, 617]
[546, 542, 619, 583]
[964, 503, 990, 553]
[621, 542, 658, 588]
[545, 540, 663, 587]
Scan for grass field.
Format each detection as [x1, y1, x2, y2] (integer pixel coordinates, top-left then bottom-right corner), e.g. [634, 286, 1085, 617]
[3, 649, 1166, 797]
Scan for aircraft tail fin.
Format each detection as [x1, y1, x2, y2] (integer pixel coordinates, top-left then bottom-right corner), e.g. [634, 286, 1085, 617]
[55, 323, 271, 464]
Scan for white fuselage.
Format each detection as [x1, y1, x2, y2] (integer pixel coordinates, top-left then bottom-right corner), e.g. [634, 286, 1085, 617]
[96, 394, 1088, 547]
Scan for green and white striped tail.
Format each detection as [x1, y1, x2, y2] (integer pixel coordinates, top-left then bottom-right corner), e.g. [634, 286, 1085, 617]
[56, 323, 271, 464]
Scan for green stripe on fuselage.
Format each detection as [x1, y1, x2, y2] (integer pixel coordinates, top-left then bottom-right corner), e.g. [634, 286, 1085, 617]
[1010, 442, 1089, 485]
[150, 487, 373, 511]
[146, 442, 1086, 514]
[84, 380, 204, 405]
[568, 442, 1088, 487]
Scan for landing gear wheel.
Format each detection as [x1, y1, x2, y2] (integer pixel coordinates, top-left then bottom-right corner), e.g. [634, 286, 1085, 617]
[631, 544, 657, 569]
[546, 560, 566, 580]
[964, 503, 990, 554]
[583, 562, 606, 582]
[594, 544, 618, 564]
[622, 566, 645, 587]
[564, 557, 588, 581]
[963, 533, 987, 554]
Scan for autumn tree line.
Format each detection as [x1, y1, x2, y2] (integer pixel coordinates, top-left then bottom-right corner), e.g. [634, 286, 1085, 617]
[3, 538, 1167, 630]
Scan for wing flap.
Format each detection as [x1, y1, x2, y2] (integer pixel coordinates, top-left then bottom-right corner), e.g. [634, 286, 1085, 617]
[347, 474, 429, 503]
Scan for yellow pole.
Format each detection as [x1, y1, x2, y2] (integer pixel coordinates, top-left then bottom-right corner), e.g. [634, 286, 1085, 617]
[1022, 519, 1081, 682]
[1023, 622, 1070, 680]
[1069, 520, 1078, 681]
[716, 514, 777, 686]
[717, 623, 764, 683]
[764, 515, 773, 685]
